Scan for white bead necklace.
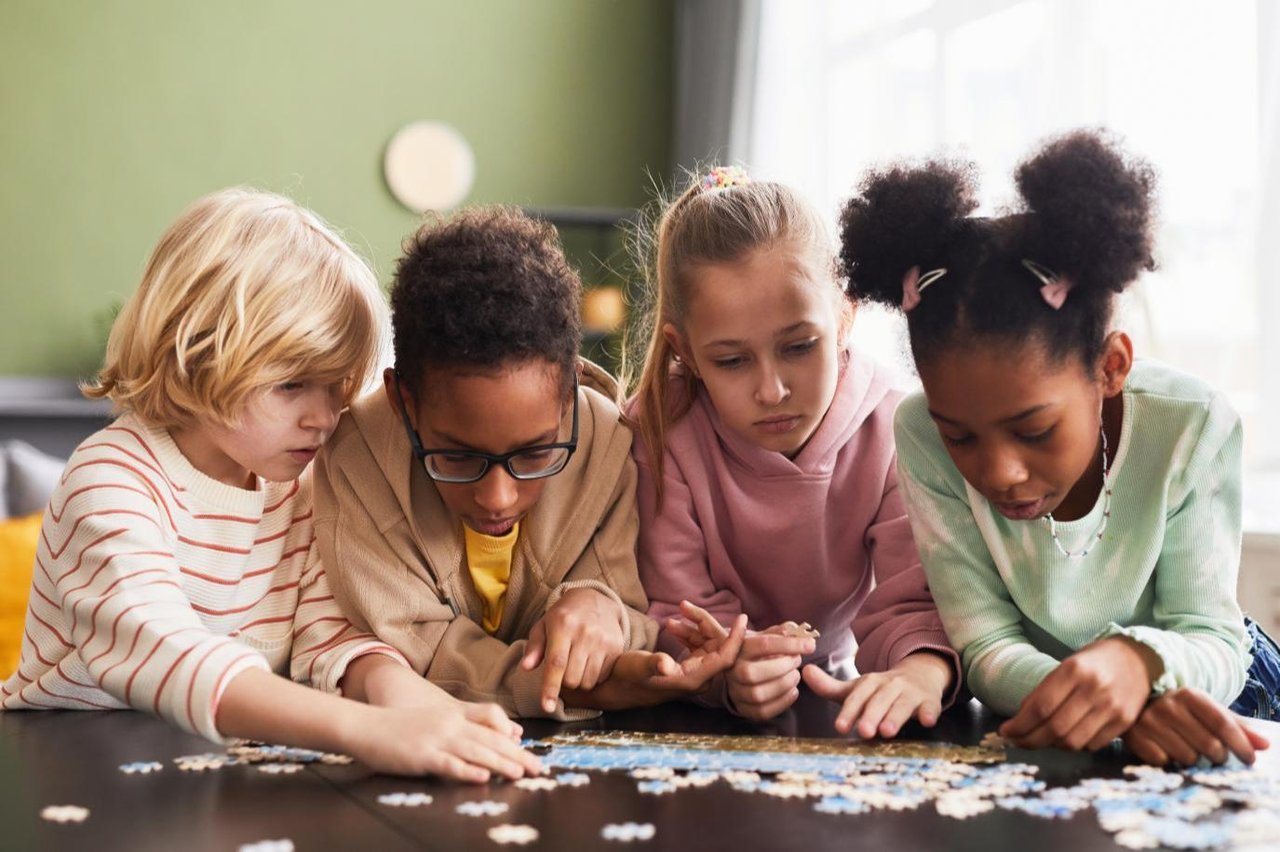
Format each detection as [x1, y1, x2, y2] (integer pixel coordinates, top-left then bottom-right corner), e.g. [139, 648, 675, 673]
[1044, 424, 1111, 559]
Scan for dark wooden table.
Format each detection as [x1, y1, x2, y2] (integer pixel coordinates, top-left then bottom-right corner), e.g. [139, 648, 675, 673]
[0, 691, 1204, 851]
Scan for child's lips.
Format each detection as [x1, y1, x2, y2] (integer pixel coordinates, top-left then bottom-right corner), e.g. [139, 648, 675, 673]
[994, 497, 1049, 521]
[288, 447, 319, 463]
[754, 414, 803, 435]
[470, 517, 518, 536]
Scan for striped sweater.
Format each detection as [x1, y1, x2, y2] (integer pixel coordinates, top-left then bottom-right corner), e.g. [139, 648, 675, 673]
[0, 414, 405, 742]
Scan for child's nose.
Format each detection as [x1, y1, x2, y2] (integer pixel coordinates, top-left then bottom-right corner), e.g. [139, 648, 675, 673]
[473, 465, 520, 514]
[979, 445, 1029, 493]
[754, 364, 790, 407]
[301, 388, 342, 433]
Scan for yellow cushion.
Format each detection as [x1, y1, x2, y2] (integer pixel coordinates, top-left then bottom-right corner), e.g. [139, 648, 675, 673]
[0, 512, 42, 679]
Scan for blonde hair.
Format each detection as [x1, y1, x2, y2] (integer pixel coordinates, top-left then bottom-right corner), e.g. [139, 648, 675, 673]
[85, 187, 388, 428]
[626, 174, 850, 492]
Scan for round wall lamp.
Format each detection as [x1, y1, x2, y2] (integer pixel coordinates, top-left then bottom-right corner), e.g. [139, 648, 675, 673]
[383, 121, 475, 212]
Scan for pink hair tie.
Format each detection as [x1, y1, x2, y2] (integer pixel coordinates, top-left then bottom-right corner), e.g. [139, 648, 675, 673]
[900, 266, 947, 312]
[1022, 259, 1074, 310]
[701, 165, 750, 191]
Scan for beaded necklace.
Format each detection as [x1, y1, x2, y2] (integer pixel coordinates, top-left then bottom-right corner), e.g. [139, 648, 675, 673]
[1044, 424, 1111, 559]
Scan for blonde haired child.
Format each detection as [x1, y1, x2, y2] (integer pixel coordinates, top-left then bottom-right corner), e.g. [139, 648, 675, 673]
[629, 168, 961, 737]
[0, 188, 542, 783]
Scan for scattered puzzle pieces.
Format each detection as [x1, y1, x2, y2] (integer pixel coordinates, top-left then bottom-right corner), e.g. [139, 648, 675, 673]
[513, 777, 558, 791]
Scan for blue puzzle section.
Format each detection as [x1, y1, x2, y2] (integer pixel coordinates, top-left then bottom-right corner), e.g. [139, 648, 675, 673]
[535, 742, 954, 775]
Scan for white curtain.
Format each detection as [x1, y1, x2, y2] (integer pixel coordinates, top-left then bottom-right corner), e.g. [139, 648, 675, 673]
[748, 0, 1279, 503]
[672, 0, 762, 175]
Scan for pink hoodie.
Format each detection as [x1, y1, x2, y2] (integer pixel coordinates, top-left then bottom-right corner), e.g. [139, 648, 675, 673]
[632, 352, 960, 707]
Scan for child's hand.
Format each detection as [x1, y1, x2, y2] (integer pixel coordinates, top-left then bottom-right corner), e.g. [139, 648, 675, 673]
[999, 636, 1156, 751]
[612, 607, 748, 696]
[725, 622, 816, 721]
[802, 651, 952, 738]
[347, 700, 544, 783]
[1122, 687, 1270, 766]
[522, 587, 628, 713]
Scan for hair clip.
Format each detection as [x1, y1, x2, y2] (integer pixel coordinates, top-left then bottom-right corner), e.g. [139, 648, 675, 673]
[701, 165, 750, 191]
[1021, 259, 1074, 310]
[901, 266, 947, 312]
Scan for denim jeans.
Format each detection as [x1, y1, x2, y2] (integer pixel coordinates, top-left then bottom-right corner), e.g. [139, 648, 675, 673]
[1228, 617, 1280, 720]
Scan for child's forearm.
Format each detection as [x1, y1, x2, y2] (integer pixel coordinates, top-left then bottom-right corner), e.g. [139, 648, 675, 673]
[215, 667, 371, 755]
[339, 652, 456, 709]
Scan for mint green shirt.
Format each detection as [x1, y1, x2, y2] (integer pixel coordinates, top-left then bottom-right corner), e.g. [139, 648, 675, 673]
[895, 360, 1251, 716]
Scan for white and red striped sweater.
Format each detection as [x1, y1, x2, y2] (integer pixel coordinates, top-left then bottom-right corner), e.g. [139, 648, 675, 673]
[0, 414, 405, 742]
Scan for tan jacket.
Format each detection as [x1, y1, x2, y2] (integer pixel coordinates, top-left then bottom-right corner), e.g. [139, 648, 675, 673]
[312, 360, 657, 719]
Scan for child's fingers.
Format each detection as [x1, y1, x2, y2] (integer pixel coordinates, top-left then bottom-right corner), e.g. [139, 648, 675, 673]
[751, 685, 802, 720]
[464, 702, 518, 736]
[1184, 694, 1255, 764]
[1124, 729, 1171, 767]
[834, 679, 880, 735]
[521, 621, 547, 670]
[664, 617, 706, 648]
[740, 633, 814, 661]
[704, 614, 748, 668]
[561, 642, 590, 692]
[854, 681, 901, 739]
[539, 631, 574, 713]
[800, 664, 853, 702]
[678, 600, 730, 641]
[1245, 726, 1271, 750]
[916, 696, 943, 728]
[1143, 718, 1201, 767]
[878, 694, 924, 738]
[732, 654, 803, 686]
[1001, 674, 1075, 739]
[735, 669, 802, 710]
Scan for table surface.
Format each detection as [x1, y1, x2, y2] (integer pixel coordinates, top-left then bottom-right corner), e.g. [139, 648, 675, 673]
[0, 691, 1258, 852]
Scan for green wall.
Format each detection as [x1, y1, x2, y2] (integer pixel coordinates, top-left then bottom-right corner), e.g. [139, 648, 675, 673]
[0, 0, 673, 376]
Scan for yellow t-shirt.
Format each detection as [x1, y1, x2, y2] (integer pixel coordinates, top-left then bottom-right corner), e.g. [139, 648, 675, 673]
[463, 523, 519, 634]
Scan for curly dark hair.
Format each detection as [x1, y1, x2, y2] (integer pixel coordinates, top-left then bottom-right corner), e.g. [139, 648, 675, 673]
[390, 206, 582, 397]
[838, 129, 1157, 368]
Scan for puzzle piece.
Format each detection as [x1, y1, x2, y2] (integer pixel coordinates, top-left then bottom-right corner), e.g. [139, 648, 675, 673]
[119, 761, 163, 775]
[601, 822, 656, 842]
[377, 792, 433, 807]
[456, 800, 509, 817]
[488, 824, 538, 845]
[238, 841, 294, 852]
[40, 805, 89, 823]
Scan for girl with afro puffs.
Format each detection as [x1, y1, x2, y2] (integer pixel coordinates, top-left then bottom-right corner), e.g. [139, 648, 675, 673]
[839, 130, 1280, 766]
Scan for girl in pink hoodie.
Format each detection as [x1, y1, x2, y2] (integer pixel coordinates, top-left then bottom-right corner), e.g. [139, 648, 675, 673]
[629, 167, 960, 738]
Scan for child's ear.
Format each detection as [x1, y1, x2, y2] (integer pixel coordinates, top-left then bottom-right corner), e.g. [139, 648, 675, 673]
[1097, 332, 1134, 397]
[661, 323, 697, 376]
[383, 368, 415, 426]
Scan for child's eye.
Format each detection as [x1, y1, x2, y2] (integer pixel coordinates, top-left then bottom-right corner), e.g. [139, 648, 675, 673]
[783, 338, 819, 357]
[712, 356, 747, 370]
[1017, 426, 1056, 445]
[277, 381, 305, 393]
[940, 432, 974, 448]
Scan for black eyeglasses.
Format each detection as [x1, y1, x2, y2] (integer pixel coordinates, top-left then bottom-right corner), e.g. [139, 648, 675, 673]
[393, 374, 579, 484]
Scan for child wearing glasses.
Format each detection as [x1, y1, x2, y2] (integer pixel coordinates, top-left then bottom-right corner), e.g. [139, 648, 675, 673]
[313, 206, 745, 720]
[0, 188, 542, 783]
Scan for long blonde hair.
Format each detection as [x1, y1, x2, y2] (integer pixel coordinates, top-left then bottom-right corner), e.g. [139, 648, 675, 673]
[85, 187, 388, 428]
[625, 173, 850, 493]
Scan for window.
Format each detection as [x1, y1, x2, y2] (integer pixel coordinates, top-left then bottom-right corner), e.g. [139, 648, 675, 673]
[750, 0, 1279, 529]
